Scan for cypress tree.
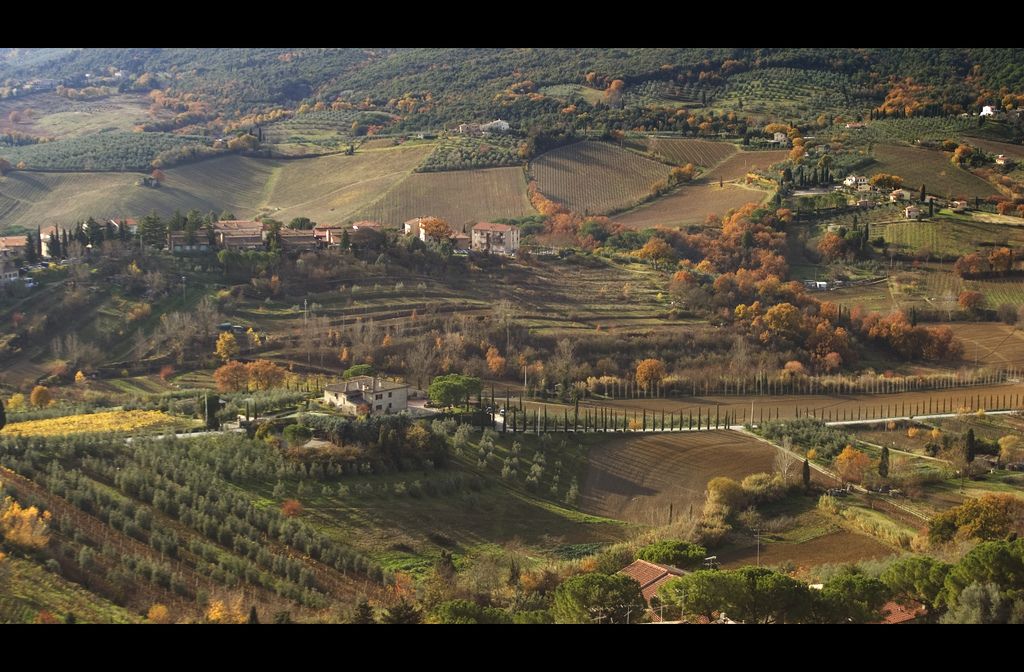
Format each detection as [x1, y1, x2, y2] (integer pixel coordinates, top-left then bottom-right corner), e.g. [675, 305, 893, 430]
[879, 446, 889, 478]
[247, 607, 260, 624]
[0, 398, 5, 432]
[802, 458, 811, 490]
[965, 428, 976, 462]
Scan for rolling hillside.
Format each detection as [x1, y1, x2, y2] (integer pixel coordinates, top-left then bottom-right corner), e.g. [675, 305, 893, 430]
[0, 145, 432, 231]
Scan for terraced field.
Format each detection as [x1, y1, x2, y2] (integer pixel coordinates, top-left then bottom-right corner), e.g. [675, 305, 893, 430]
[532, 141, 673, 214]
[356, 165, 534, 227]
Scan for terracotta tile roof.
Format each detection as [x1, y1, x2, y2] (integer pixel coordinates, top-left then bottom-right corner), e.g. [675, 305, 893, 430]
[0, 235, 28, 249]
[473, 222, 515, 232]
[214, 220, 263, 232]
[620, 559, 670, 589]
[881, 600, 926, 624]
[618, 560, 687, 606]
[641, 574, 678, 603]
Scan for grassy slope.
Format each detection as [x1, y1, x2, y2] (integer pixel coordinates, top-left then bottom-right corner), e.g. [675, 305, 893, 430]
[0, 145, 432, 232]
[867, 144, 1000, 199]
[355, 166, 535, 228]
[0, 555, 140, 624]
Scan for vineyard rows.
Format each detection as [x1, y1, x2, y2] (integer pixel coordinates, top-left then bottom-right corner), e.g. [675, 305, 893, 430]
[532, 141, 672, 215]
[645, 138, 737, 168]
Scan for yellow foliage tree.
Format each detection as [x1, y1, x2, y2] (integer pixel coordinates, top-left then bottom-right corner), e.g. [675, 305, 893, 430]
[999, 435, 1023, 463]
[907, 427, 920, 438]
[75, 370, 87, 385]
[215, 332, 239, 362]
[930, 428, 941, 441]
[147, 604, 172, 624]
[0, 494, 52, 550]
[205, 596, 247, 624]
[29, 385, 51, 409]
[7, 393, 25, 411]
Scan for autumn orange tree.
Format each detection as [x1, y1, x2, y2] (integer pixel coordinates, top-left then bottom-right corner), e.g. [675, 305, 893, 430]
[29, 385, 51, 409]
[988, 247, 1013, 274]
[420, 217, 454, 244]
[958, 290, 984, 313]
[635, 358, 667, 390]
[485, 347, 507, 377]
[247, 360, 288, 390]
[281, 499, 304, 517]
[817, 232, 846, 262]
[869, 173, 903, 190]
[637, 237, 675, 270]
[834, 446, 872, 484]
[213, 361, 250, 392]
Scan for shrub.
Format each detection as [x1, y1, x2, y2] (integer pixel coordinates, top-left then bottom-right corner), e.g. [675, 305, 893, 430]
[637, 540, 707, 570]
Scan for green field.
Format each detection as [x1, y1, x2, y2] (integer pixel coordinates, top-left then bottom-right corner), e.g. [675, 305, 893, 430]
[263, 145, 431, 223]
[866, 144, 1000, 199]
[532, 141, 673, 215]
[0, 92, 168, 139]
[356, 166, 535, 227]
[539, 84, 605, 105]
[869, 216, 1024, 258]
[715, 67, 853, 117]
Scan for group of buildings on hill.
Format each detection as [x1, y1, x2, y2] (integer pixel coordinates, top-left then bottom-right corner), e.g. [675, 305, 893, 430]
[171, 217, 521, 257]
[0, 215, 522, 262]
